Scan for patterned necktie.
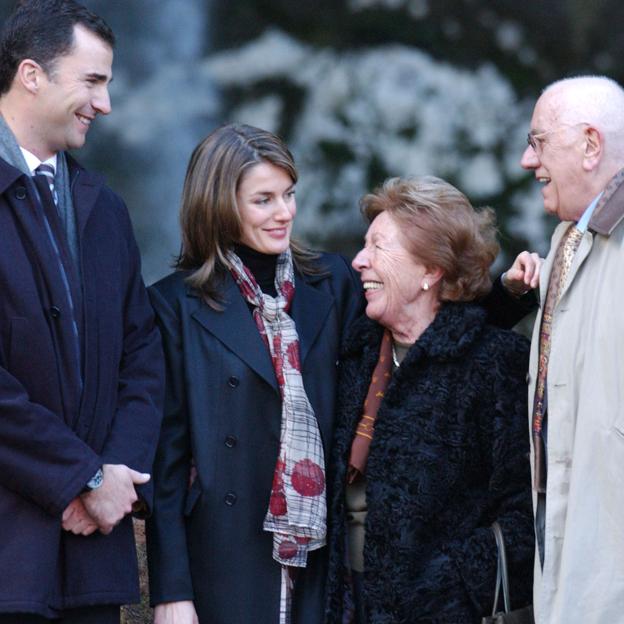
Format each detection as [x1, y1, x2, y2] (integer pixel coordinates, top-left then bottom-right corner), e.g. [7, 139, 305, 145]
[34, 163, 58, 206]
[532, 224, 583, 492]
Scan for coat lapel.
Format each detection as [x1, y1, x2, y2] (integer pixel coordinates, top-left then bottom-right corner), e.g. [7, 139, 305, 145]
[190, 274, 278, 391]
[588, 167, 624, 236]
[538, 222, 566, 305]
[540, 221, 595, 312]
[290, 271, 335, 367]
[190, 268, 335, 388]
[558, 229, 593, 305]
[0, 158, 23, 195]
[68, 157, 105, 237]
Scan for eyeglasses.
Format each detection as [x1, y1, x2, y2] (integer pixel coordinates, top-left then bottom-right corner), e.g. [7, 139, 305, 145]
[526, 123, 589, 154]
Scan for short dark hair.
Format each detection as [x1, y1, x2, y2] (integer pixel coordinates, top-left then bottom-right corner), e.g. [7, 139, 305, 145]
[0, 0, 115, 95]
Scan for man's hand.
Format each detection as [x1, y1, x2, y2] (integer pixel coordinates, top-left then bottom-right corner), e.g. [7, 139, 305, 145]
[62, 497, 98, 536]
[154, 600, 199, 624]
[81, 463, 150, 535]
[502, 251, 543, 296]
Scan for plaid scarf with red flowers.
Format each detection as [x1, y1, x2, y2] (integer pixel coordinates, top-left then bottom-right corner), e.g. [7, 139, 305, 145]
[227, 249, 327, 624]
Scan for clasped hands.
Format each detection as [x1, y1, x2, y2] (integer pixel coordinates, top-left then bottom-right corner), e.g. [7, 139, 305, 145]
[61, 463, 150, 536]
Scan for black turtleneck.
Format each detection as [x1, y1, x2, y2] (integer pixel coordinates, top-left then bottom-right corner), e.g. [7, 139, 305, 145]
[234, 244, 278, 297]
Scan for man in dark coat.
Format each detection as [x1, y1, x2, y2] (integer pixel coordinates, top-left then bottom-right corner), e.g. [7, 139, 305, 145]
[0, 1, 163, 622]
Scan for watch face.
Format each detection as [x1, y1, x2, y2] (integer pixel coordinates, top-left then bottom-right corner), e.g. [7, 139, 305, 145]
[88, 468, 104, 490]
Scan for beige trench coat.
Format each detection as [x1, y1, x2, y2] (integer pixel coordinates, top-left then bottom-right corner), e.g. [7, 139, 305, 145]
[528, 171, 624, 624]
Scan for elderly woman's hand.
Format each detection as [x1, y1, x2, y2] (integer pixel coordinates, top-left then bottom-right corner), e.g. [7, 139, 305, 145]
[502, 251, 543, 296]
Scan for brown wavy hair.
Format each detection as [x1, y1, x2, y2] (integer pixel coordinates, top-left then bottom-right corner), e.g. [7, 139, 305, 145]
[360, 176, 499, 302]
[177, 123, 319, 308]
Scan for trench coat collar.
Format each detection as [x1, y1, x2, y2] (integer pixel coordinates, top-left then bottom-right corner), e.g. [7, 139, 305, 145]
[538, 221, 593, 306]
[539, 168, 624, 304]
[189, 268, 335, 391]
[588, 167, 624, 236]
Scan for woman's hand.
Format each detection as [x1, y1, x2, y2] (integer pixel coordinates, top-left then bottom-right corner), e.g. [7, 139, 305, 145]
[153, 601, 199, 624]
[502, 251, 543, 295]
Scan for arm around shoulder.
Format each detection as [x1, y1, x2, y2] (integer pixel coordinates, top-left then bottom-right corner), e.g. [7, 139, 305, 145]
[323, 252, 365, 340]
[481, 274, 538, 329]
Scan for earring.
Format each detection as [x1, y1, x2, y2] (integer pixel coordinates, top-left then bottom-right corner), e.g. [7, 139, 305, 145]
[422, 281, 429, 291]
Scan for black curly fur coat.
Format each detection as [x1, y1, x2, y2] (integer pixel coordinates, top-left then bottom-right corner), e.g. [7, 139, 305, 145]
[324, 303, 534, 624]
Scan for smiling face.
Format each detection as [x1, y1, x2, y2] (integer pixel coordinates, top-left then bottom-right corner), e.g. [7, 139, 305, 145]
[236, 161, 296, 255]
[31, 25, 112, 159]
[520, 90, 592, 222]
[352, 211, 438, 335]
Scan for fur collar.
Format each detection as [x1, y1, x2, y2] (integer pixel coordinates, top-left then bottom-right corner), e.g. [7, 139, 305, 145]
[343, 302, 487, 365]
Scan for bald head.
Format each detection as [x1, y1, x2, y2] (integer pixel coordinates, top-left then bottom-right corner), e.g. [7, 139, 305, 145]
[542, 76, 624, 163]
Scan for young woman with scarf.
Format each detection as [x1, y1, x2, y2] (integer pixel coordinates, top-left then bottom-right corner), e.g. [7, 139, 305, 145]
[145, 124, 362, 624]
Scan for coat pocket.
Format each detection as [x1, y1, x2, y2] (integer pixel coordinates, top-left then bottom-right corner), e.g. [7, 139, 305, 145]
[8, 318, 30, 375]
[184, 478, 202, 516]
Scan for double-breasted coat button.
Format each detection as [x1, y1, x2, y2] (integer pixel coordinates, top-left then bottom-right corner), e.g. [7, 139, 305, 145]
[224, 491, 237, 506]
[227, 376, 240, 388]
[15, 187, 26, 200]
[224, 435, 237, 448]
[49, 306, 61, 319]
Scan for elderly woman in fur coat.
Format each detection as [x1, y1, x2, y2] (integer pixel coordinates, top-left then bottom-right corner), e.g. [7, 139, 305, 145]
[325, 176, 534, 623]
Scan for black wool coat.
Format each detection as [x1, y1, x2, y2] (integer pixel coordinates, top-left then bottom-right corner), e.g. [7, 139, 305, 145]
[325, 303, 534, 624]
[0, 156, 164, 617]
[146, 253, 362, 624]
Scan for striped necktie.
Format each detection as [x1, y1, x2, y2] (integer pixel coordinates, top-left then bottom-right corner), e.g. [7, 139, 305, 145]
[34, 163, 58, 205]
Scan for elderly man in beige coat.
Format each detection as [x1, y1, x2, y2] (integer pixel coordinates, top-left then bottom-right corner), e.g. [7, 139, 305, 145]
[520, 75, 624, 624]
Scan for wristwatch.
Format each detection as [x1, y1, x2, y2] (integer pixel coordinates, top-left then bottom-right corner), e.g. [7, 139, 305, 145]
[82, 467, 104, 493]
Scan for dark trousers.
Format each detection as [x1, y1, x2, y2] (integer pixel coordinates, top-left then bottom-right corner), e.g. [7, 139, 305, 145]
[0, 606, 120, 624]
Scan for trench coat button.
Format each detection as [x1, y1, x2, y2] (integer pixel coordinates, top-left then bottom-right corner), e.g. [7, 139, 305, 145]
[15, 187, 26, 200]
[224, 435, 237, 448]
[224, 491, 237, 506]
[227, 376, 240, 388]
[49, 306, 61, 319]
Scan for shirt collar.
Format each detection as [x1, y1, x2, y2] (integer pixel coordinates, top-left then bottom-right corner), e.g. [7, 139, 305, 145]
[19, 147, 57, 176]
[576, 191, 603, 233]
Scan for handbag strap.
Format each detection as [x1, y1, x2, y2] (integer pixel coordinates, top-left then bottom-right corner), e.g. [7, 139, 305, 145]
[491, 521, 511, 616]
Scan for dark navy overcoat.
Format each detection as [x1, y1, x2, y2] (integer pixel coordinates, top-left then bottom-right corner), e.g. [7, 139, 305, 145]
[0, 156, 163, 617]
[146, 255, 361, 624]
